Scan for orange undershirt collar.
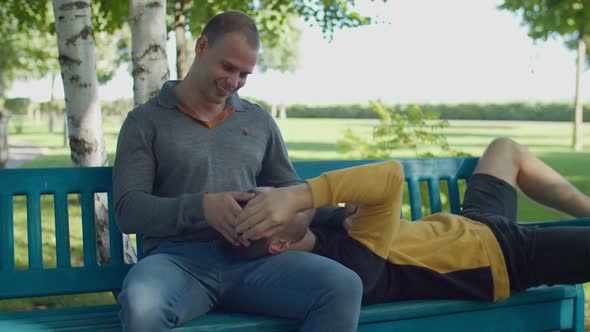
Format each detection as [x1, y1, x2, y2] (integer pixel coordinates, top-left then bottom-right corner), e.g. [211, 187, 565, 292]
[177, 104, 236, 129]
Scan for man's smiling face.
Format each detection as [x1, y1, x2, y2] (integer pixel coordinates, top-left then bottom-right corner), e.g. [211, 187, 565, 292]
[195, 32, 258, 105]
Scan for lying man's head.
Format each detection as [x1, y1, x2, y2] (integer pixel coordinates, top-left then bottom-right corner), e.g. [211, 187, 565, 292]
[221, 212, 311, 259]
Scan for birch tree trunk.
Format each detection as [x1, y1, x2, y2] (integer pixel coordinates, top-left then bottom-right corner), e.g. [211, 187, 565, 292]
[572, 34, 586, 151]
[174, 0, 188, 80]
[130, 0, 169, 106]
[53, 0, 138, 267]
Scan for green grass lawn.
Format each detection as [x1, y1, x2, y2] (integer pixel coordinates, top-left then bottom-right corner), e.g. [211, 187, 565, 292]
[3, 116, 590, 316]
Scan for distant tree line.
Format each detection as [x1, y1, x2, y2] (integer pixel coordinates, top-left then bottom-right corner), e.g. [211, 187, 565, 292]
[5, 97, 590, 123]
[271, 101, 590, 122]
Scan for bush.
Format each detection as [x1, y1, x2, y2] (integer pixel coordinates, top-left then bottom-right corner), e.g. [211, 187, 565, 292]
[101, 98, 134, 117]
[5, 98, 31, 115]
[337, 102, 466, 158]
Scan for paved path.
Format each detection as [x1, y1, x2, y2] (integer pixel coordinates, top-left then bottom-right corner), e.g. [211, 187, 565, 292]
[5, 142, 49, 168]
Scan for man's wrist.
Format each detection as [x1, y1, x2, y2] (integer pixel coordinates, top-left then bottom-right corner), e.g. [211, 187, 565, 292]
[287, 183, 313, 212]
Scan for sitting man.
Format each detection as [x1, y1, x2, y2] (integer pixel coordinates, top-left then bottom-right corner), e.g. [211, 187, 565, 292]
[233, 137, 590, 304]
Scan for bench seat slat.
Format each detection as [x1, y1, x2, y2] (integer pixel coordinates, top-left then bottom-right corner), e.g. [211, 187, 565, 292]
[0, 285, 581, 332]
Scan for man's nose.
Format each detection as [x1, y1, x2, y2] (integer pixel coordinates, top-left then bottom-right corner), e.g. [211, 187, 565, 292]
[227, 73, 240, 89]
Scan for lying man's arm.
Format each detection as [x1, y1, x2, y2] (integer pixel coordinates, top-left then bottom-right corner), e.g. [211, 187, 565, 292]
[237, 161, 405, 258]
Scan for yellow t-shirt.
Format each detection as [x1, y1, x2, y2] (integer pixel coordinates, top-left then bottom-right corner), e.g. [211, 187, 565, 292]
[307, 161, 509, 302]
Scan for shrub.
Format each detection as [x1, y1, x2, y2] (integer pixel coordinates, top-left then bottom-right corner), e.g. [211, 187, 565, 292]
[337, 101, 466, 158]
[5, 98, 31, 115]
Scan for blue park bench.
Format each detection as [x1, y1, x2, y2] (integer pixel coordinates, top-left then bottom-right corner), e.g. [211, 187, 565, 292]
[0, 157, 589, 331]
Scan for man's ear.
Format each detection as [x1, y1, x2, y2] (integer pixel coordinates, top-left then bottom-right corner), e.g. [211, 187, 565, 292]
[195, 36, 208, 57]
[268, 239, 290, 255]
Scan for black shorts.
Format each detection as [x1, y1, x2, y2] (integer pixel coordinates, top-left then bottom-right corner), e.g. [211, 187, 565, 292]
[460, 173, 590, 291]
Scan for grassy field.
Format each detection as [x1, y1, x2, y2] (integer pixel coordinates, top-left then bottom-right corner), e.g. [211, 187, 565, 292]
[3, 116, 590, 318]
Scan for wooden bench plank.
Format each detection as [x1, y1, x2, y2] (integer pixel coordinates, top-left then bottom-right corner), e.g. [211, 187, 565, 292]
[80, 192, 98, 267]
[0, 193, 14, 272]
[0, 266, 131, 299]
[53, 191, 71, 269]
[0, 285, 582, 331]
[26, 193, 43, 270]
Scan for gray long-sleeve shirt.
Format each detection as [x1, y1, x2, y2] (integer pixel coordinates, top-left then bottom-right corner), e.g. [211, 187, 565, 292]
[113, 81, 301, 254]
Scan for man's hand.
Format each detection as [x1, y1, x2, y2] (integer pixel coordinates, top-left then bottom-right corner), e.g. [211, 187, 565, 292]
[236, 184, 311, 243]
[203, 192, 255, 245]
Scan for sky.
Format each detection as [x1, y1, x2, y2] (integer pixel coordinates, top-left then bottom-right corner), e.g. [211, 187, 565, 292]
[7, 0, 589, 105]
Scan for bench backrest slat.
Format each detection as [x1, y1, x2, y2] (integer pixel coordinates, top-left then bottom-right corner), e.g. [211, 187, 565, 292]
[54, 191, 71, 268]
[0, 193, 15, 272]
[108, 193, 124, 265]
[406, 178, 423, 219]
[26, 194, 43, 270]
[427, 179, 442, 214]
[448, 179, 461, 214]
[81, 192, 98, 267]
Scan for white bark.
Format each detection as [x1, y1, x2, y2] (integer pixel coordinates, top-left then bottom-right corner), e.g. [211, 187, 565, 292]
[128, 0, 169, 262]
[53, 0, 107, 167]
[174, 0, 188, 80]
[130, 0, 169, 106]
[572, 36, 586, 151]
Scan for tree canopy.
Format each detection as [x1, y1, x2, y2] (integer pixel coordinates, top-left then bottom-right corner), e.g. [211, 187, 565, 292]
[2, 0, 387, 96]
[97, 0, 387, 75]
[499, 0, 589, 61]
[500, 0, 589, 150]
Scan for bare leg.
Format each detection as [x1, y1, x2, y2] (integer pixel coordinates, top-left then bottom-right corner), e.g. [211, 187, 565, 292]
[474, 137, 590, 218]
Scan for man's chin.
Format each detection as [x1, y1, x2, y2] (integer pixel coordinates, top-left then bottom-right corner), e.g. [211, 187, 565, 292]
[205, 94, 229, 105]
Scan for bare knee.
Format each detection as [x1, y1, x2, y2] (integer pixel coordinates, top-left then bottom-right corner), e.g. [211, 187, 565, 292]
[488, 137, 519, 152]
[474, 137, 524, 186]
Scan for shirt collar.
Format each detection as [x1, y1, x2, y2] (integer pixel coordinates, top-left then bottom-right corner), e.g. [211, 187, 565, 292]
[157, 80, 247, 112]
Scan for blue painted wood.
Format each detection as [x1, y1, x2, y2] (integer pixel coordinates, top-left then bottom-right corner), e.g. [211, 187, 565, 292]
[81, 192, 98, 267]
[0, 159, 586, 332]
[427, 179, 442, 214]
[0, 193, 14, 272]
[26, 193, 43, 270]
[0, 167, 133, 299]
[53, 191, 71, 269]
[291, 157, 479, 220]
[447, 178, 462, 214]
[407, 178, 423, 219]
[108, 193, 124, 265]
[0, 285, 583, 331]
[0, 265, 131, 299]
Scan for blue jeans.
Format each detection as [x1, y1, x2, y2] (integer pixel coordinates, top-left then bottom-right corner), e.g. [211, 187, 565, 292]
[118, 240, 363, 331]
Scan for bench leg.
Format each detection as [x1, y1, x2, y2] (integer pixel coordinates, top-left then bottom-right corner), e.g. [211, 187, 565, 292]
[572, 284, 585, 332]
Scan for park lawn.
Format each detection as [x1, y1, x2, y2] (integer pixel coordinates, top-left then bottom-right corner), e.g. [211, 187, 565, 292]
[3, 117, 590, 313]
